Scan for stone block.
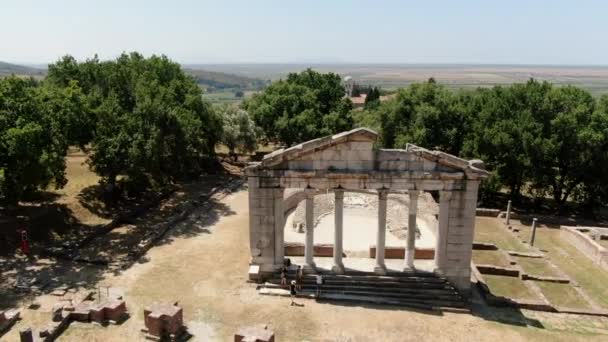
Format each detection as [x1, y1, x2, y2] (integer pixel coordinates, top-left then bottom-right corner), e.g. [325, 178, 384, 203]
[235, 324, 275, 342]
[144, 303, 184, 337]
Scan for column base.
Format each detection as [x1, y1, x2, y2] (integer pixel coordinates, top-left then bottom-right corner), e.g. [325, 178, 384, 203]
[403, 265, 416, 272]
[331, 263, 345, 274]
[374, 264, 387, 275]
[303, 263, 316, 273]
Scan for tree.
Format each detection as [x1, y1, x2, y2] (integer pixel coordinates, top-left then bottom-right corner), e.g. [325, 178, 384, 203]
[217, 105, 258, 160]
[0, 77, 70, 204]
[528, 85, 601, 209]
[364, 87, 380, 109]
[351, 83, 362, 97]
[244, 68, 353, 146]
[47, 52, 223, 193]
[234, 90, 244, 98]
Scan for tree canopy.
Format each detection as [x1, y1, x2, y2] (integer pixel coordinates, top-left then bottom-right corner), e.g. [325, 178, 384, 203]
[244, 68, 353, 146]
[218, 105, 259, 160]
[355, 79, 608, 210]
[0, 77, 71, 204]
[46, 52, 223, 191]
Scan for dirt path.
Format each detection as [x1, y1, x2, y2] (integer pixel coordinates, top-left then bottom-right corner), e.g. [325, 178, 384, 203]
[5, 188, 608, 341]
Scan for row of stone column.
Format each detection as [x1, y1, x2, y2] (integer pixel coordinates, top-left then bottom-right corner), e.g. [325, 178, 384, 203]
[303, 189, 452, 274]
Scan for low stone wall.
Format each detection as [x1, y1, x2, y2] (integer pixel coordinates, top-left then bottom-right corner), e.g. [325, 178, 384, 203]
[521, 274, 570, 284]
[561, 227, 608, 271]
[284, 243, 344, 257]
[369, 246, 434, 259]
[472, 242, 498, 250]
[476, 208, 501, 217]
[475, 264, 520, 277]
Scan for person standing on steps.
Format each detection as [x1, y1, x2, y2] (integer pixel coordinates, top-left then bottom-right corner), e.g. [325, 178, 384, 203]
[296, 265, 303, 290]
[280, 267, 287, 287]
[289, 280, 297, 305]
[315, 274, 323, 298]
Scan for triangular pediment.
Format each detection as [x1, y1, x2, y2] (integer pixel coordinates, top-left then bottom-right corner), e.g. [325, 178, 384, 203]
[247, 128, 489, 179]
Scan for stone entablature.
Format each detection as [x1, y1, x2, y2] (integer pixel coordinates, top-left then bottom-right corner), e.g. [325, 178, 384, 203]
[246, 128, 488, 293]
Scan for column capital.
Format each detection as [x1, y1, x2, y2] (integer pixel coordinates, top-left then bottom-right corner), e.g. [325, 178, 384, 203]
[304, 187, 316, 197]
[439, 191, 452, 202]
[378, 189, 389, 200]
[334, 189, 344, 199]
[409, 190, 421, 200]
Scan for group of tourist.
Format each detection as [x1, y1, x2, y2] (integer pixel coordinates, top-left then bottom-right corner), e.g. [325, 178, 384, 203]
[280, 261, 325, 305]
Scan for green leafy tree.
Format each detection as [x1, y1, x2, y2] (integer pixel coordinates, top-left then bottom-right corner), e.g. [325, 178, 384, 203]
[47, 53, 223, 192]
[364, 87, 380, 109]
[218, 105, 259, 160]
[0, 77, 70, 204]
[244, 69, 353, 146]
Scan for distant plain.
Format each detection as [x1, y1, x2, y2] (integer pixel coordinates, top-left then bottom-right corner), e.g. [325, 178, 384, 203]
[189, 63, 608, 96]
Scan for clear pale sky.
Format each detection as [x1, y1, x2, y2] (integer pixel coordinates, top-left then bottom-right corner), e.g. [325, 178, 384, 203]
[2, 0, 607, 65]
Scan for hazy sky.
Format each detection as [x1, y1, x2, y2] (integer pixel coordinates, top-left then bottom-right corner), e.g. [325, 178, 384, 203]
[2, 0, 607, 65]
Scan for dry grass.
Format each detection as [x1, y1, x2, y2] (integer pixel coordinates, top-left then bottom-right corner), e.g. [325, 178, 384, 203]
[53, 149, 109, 226]
[535, 282, 591, 310]
[528, 227, 608, 309]
[483, 274, 537, 301]
[474, 217, 530, 252]
[472, 250, 510, 267]
[514, 257, 561, 277]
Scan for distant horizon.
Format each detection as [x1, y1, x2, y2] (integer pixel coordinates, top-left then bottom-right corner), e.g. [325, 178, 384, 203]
[7, 60, 608, 70]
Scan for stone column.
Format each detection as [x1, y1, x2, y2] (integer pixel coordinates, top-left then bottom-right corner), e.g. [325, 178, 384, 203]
[434, 191, 452, 273]
[405, 190, 420, 270]
[273, 188, 285, 266]
[304, 191, 316, 270]
[374, 190, 388, 274]
[332, 190, 345, 273]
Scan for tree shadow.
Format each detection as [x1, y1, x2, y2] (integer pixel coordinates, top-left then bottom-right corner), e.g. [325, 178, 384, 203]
[0, 202, 98, 258]
[470, 284, 545, 329]
[0, 255, 107, 312]
[471, 302, 545, 329]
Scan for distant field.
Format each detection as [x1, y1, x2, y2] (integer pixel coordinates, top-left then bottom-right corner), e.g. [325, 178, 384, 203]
[202, 88, 257, 104]
[196, 63, 608, 96]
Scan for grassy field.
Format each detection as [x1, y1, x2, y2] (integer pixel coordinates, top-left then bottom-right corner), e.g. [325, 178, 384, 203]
[514, 256, 561, 277]
[535, 282, 591, 309]
[472, 249, 510, 267]
[474, 217, 529, 252]
[484, 274, 537, 300]
[510, 221, 608, 309]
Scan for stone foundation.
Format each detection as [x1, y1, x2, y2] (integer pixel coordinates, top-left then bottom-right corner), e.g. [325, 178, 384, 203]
[143, 303, 185, 339]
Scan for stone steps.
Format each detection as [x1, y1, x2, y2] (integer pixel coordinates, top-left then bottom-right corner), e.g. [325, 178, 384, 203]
[260, 272, 467, 310]
[264, 283, 463, 302]
[270, 278, 452, 290]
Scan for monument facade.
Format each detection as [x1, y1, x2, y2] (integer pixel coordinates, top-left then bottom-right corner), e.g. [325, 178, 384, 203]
[245, 128, 488, 292]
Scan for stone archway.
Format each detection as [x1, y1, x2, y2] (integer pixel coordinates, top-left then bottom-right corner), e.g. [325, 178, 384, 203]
[246, 128, 488, 293]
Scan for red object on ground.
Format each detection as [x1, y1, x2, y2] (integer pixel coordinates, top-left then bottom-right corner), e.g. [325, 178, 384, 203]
[20, 230, 30, 255]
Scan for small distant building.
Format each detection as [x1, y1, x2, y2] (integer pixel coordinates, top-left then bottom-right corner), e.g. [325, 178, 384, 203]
[350, 94, 367, 109]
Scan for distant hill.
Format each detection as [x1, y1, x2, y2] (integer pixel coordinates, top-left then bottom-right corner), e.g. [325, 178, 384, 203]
[184, 68, 268, 90]
[0, 61, 46, 77]
[0, 61, 268, 91]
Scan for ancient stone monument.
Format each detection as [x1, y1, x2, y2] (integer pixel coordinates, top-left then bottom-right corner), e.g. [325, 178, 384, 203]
[245, 128, 488, 292]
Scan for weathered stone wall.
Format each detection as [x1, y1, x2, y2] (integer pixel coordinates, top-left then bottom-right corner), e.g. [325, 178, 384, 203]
[443, 180, 480, 293]
[285, 140, 374, 171]
[248, 178, 284, 272]
[561, 227, 608, 271]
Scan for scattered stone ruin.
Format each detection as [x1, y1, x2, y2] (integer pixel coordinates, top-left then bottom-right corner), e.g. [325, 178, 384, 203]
[142, 302, 187, 341]
[246, 128, 488, 292]
[0, 309, 21, 335]
[17, 291, 128, 341]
